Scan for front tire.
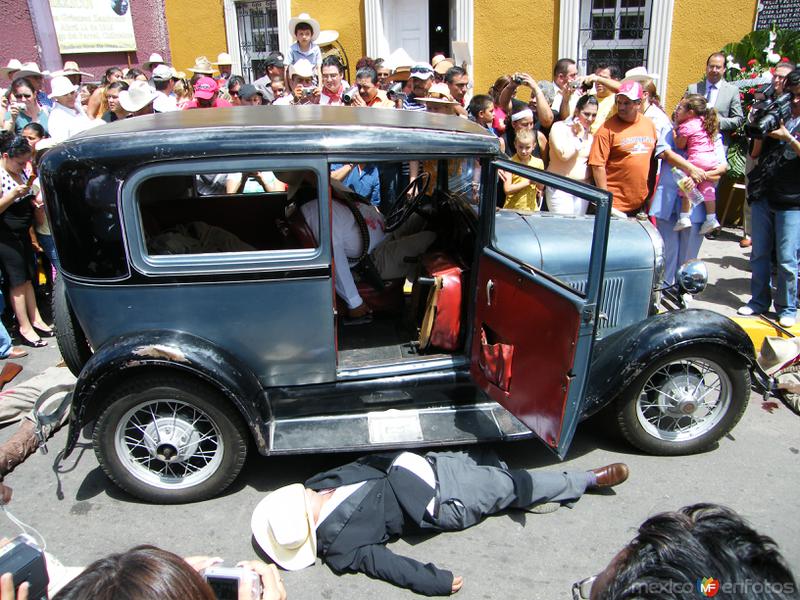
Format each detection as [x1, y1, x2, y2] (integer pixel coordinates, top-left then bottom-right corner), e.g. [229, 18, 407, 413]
[93, 373, 248, 503]
[616, 345, 750, 455]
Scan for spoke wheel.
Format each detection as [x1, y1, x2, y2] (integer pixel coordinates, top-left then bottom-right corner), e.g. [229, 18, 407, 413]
[616, 346, 749, 455]
[94, 374, 248, 503]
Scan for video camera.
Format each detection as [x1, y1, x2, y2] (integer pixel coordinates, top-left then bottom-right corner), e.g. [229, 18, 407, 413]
[387, 82, 406, 102]
[0, 535, 49, 600]
[745, 92, 792, 139]
[342, 86, 359, 105]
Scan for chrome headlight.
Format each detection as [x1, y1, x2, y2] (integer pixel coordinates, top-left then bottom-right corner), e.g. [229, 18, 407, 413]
[677, 259, 708, 295]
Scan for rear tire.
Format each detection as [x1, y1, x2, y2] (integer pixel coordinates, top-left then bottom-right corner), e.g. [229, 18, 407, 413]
[53, 276, 92, 376]
[93, 373, 249, 503]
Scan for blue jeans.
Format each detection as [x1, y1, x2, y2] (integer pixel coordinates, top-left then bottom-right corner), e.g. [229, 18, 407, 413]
[38, 234, 60, 272]
[748, 200, 800, 318]
[656, 218, 704, 286]
[0, 290, 11, 358]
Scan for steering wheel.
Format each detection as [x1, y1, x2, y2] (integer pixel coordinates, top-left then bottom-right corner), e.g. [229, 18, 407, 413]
[384, 172, 431, 233]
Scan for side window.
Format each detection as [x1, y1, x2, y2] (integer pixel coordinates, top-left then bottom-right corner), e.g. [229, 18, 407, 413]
[137, 168, 320, 256]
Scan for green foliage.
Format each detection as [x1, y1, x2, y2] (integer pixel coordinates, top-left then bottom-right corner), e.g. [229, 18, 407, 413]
[721, 28, 800, 65]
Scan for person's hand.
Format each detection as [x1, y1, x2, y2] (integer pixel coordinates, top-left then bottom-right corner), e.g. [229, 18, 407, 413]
[0, 483, 11, 505]
[348, 303, 371, 319]
[571, 118, 585, 138]
[236, 561, 286, 600]
[497, 169, 510, 183]
[685, 165, 707, 183]
[8, 104, 20, 120]
[350, 92, 366, 107]
[679, 176, 697, 192]
[768, 124, 793, 142]
[184, 555, 223, 572]
[1, 573, 27, 600]
[451, 575, 463, 594]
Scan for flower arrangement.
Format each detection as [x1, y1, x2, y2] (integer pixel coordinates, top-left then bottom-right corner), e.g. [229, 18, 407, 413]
[720, 26, 800, 180]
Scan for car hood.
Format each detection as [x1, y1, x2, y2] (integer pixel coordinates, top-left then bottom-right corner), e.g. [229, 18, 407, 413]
[493, 211, 655, 277]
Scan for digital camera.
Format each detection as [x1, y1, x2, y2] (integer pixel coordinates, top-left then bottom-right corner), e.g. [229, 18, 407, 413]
[513, 75, 525, 85]
[746, 92, 793, 139]
[301, 87, 315, 97]
[203, 566, 261, 600]
[0, 535, 49, 600]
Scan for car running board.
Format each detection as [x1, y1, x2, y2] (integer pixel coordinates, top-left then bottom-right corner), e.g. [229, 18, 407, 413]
[267, 402, 533, 454]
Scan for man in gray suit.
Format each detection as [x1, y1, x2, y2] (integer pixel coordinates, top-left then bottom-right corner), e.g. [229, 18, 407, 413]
[686, 52, 744, 145]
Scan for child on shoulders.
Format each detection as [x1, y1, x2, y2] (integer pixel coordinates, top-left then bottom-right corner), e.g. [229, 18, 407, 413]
[288, 13, 322, 84]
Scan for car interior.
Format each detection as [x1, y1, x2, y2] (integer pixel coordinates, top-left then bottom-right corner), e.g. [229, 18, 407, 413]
[136, 158, 484, 371]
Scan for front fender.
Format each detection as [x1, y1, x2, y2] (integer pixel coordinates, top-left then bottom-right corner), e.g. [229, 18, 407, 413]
[584, 309, 755, 416]
[63, 330, 268, 457]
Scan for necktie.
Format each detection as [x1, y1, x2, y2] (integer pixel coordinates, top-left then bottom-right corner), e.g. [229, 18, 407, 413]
[706, 84, 715, 102]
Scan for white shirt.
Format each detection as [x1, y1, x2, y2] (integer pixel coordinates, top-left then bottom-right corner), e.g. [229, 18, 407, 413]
[153, 91, 178, 112]
[300, 192, 386, 309]
[47, 102, 93, 143]
[316, 481, 366, 528]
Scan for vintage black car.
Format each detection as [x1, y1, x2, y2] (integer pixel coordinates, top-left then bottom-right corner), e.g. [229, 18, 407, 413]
[40, 107, 755, 503]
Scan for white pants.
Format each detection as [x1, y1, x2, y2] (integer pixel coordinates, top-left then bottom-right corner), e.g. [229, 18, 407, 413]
[546, 187, 589, 215]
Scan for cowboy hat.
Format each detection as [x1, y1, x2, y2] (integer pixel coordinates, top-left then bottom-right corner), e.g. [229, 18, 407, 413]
[118, 80, 158, 112]
[52, 61, 93, 78]
[48, 76, 79, 98]
[15, 62, 47, 78]
[416, 83, 458, 105]
[623, 66, 660, 83]
[289, 13, 320, 41]
[213, 52, 233, 66]
[433, 60, 454, 76]
[251, 484, 317, 571]
[316, 30, 339, 46]
[758, 336, 800, 376]
[288, 59, 315, 79]
[0, 59, 22, 77]
[388, 66, 411, 82]
[188, 56, 217, 75]
[143, 53, 165, 70]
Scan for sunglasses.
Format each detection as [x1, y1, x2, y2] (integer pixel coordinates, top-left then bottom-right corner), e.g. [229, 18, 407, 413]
[14, 94, 32, 99]
[410, 66, 433, 74]
[229, 89, 239, 97]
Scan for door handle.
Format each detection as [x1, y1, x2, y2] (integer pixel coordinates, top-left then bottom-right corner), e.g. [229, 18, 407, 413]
[486, 279, 494, 306]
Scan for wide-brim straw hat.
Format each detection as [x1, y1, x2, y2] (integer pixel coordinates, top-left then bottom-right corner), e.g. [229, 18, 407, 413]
[416, 83, 458, 105]
[0, 59, 22, 77]
[143, 53, 165, 69]
[251, 484, 317, 571]
[213, 52, 233, 66]
[288, 58, 315, 79]
[433, 60, 454, 76]
[118, 80, 158, 112]
[188, 56, 217, 74]
[16, 62, 48, 78]
[52, 61, 93, 78]
[316, 30, 339, 46]
[289, 13, 320, 41]
[624, 66, 660, 83]
[48, 76, 79, 98]
[388, 66, 410, 82]
[758, 336, 800, 376]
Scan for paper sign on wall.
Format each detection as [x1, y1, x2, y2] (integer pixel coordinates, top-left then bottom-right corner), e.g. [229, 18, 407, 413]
[49, 0, 137, 53]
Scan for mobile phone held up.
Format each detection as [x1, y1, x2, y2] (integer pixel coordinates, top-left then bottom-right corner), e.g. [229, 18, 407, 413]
[203, 566, 262, 600]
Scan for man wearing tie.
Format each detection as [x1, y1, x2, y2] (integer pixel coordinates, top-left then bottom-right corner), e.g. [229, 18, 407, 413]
[686, 52, 744, 146]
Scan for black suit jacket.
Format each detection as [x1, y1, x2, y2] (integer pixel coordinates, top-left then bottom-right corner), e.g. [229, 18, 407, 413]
[306, 454, 453, 596]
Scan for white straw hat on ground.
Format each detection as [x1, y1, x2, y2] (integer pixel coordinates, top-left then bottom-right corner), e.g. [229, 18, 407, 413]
[251, 483, 317, 571]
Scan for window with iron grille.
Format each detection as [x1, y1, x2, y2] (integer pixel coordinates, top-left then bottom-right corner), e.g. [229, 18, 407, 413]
[578, 0, 653, 75]
[236, 0, 279, 82]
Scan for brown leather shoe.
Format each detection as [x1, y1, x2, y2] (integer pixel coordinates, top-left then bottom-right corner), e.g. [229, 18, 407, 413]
[8, 348, 28, 359]
[589, 463, 629, 488]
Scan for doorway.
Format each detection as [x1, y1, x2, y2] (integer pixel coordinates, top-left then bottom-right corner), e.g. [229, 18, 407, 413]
[429, 0, 451, 58]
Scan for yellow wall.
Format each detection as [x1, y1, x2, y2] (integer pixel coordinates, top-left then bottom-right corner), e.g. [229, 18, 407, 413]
[666, 0, 757, 107]
[165, 0, 228, 75]
[473, 0, 558, 98]
[293, 0, 366, 81]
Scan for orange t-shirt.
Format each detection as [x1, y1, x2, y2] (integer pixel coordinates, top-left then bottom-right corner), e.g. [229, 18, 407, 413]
[588, 113, 657, 213]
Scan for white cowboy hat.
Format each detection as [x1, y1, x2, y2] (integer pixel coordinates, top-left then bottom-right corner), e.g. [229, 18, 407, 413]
[623, 66, 660, 83]
[0, 59, 22, 77]
[316, 30, 339, 46]
[118, 80, 158, 112]
[188, 56, 217, 75]
[51, 61, 93, 78]
[251, 484, 317, 571]
[143, 53, 165, 69]
[415, 83, 458, 105]
[288, 13, 320, 41]
[48, 76, 78, 98]
[213, 52, 233, 66]
[15, 62, 48, 78]
[758, 336, 800, 376]
[288, 58, 315, 79]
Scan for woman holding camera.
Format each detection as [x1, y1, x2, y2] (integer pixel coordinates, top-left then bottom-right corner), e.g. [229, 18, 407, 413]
[2, 78, 48, 136]
[0, 132, 52, 348]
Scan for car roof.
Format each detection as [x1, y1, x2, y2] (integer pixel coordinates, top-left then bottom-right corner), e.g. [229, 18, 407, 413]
[65, 105, 501, 158]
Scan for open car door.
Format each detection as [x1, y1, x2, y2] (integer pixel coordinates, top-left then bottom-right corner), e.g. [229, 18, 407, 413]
[470, 159, 611, 458]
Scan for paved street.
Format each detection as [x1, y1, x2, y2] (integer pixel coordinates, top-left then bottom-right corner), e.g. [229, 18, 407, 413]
[1, 226, 798, 599]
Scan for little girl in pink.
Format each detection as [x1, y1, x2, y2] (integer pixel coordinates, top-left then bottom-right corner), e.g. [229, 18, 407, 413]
[673, 94, 722, 235]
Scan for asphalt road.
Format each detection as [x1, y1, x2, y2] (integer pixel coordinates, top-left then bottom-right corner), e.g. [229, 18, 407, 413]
[1, 227, 798, 599]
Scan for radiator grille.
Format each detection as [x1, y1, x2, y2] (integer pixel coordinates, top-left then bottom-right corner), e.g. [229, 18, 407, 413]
[567, 277, 624, 330]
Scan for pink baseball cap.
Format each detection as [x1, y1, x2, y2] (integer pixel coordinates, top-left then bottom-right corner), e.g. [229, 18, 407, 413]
[617, 80, 643, 101]
[194, 76, 218, 100]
